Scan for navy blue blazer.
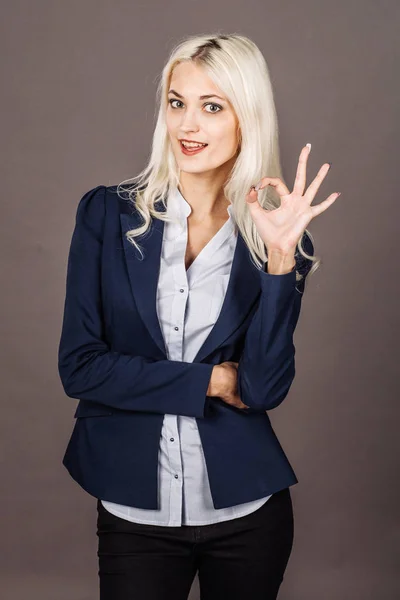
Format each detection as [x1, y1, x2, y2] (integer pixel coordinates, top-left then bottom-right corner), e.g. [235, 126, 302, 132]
[58, 184, 314, 510]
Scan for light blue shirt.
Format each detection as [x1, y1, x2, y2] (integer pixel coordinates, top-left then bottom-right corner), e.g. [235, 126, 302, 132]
[101, 186, 272, 525]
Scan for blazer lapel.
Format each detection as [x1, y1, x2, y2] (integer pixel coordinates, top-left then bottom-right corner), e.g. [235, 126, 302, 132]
[120, 197, 261, 363]
[120, 203, 167, 356]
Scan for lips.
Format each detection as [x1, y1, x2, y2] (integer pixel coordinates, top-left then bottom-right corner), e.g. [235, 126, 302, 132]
[179, 140, 208, 156]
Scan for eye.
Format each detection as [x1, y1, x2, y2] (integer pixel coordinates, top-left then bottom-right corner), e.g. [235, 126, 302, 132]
[168, 99, 222, 113]
[204, 103, 222, 113]
[168, 99, 184, 109]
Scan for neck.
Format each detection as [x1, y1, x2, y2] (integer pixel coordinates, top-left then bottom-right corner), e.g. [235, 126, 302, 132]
[178, 164, 233, 220]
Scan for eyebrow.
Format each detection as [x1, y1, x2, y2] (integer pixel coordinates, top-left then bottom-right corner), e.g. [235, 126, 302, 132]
[168, 89, 226, 101]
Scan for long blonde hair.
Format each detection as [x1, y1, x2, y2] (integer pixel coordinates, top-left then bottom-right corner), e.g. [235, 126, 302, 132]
[117, 32, 319, 281]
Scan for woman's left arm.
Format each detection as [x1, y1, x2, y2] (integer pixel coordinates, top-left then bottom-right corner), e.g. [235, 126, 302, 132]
[237, 143, 341, 412]
[237, 233, 313, 412]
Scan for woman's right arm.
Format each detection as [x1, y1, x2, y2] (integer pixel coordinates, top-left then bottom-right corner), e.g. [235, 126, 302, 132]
[58, 186, 215, 419]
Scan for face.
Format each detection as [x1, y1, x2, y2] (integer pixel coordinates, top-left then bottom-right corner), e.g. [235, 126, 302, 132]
[166, 61, 241, 176]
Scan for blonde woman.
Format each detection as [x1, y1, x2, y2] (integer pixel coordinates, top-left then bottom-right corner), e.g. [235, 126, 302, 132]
[58, 33, 340, 600]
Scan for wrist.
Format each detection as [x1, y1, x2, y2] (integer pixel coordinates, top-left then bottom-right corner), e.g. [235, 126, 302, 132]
[266, 249, 296, 275]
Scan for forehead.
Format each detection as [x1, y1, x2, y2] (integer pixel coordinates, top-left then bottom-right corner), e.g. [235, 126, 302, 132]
[169, 62, 224, 97]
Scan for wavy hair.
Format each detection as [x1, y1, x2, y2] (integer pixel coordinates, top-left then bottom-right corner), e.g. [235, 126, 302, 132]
[116, 32, 320, 282]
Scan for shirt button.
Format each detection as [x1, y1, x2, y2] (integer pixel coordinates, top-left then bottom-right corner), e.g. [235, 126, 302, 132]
[174, 326, 179, 331]
[174, 474, 179, 479]
[170, 437, 174, 442]
[179, 288, 184, 293]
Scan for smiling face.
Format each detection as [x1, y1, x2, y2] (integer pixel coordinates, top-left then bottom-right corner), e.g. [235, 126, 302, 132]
[166, 61, 241, 176]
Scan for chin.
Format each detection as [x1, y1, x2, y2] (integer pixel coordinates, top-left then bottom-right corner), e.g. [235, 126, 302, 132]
[176, 157, 227, 172]
[178, 166, 210, 175]
[179, 161, 221, 173]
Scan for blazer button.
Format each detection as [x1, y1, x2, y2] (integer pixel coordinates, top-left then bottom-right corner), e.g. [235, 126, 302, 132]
[174, 474, 179, 479]
[170, 437, 174, 442]
[179, 288, 184, 293]
[174, 326, 179, 331]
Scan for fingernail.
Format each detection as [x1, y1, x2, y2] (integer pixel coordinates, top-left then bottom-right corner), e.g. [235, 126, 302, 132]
[254, 181, 262, 191]
[328, 162, 332, 170]
[306, 143, 311, 152]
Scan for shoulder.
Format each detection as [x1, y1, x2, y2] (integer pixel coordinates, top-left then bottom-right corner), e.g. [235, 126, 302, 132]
[105, 183, 142, 215]
[73, 186, 106, 240]
[74, 183, 140, 223]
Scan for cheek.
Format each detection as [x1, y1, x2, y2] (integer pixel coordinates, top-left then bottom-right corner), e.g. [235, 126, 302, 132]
[212, 116, 238, 144]
[213, 131, 239, 156]
[165, 111, 178, 133]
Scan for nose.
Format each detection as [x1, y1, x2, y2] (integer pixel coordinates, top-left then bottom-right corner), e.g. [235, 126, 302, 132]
[179, 108, 201, 133]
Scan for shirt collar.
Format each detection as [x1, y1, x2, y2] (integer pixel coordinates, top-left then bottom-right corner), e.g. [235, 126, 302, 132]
[168, 186, 235, 222]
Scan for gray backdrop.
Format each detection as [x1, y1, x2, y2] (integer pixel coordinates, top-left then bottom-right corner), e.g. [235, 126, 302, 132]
[1, 1, 399, 598]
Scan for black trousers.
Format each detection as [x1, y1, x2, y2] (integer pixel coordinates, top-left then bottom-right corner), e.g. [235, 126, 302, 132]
[96, 487, 294, 600]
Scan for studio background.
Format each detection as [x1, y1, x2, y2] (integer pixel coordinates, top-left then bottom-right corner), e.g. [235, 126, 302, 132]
[1, 1, 399, 599]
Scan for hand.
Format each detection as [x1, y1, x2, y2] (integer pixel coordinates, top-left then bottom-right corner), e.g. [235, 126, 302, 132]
[208, 362, 249, 410]
[245, 144, 341, 254]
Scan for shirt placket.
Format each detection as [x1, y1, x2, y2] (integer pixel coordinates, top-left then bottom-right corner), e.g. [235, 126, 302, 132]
[163, 221, 189, 526]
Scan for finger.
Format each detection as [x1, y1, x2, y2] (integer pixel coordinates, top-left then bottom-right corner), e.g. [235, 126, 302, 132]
[252, 177, 290, 197]
[310, 192, 341, 217]
[246, 187, 265, 207]
[293, 145, 311, 196]
[304, 163, 331, 203]
[235, 397, 250, 409]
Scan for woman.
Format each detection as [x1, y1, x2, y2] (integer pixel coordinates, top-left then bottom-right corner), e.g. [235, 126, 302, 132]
[58, 33, 340, 600]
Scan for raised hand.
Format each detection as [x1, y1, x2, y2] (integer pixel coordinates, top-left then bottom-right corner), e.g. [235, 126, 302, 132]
[245, 143, 341, 254]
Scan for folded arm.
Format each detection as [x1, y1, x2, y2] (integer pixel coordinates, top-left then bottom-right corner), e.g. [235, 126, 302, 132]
[58, 186, 214, 418]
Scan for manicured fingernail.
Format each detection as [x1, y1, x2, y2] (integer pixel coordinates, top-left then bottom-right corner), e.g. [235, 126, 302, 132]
[306, 143, 311, 152]
[328, 162, 332, 170]
[254, 181, 262, 191]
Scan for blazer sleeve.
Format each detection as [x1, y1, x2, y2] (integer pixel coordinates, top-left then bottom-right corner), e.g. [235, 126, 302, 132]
[57, 186, 214, 419]
[237, 232, 314, 412]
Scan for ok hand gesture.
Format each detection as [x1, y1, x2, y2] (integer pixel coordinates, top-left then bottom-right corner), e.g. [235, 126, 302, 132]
[245, 144, 341, 254]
